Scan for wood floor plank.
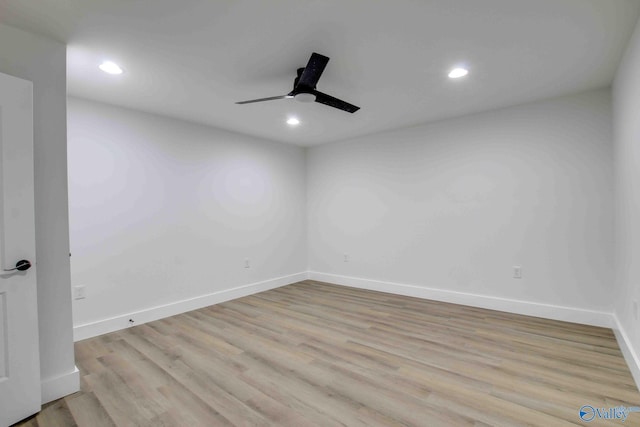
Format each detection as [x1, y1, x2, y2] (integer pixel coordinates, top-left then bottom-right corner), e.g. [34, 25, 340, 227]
[14, 280, 640, 426]
[65, 392, 116, 427]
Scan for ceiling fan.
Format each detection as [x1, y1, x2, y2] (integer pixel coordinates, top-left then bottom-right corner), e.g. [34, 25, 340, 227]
[236, 52, 360, 113]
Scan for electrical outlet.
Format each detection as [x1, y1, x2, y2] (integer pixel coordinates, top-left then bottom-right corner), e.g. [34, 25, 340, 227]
[513, 266, 522, 279]
[344, 254, 349, 262]
[244, 258, 250, 269]
[73, 285, 86, 300]
[634, 300, 638, 321]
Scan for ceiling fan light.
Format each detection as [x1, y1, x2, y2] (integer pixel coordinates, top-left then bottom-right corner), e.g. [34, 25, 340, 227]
[294, 93, 316, 103]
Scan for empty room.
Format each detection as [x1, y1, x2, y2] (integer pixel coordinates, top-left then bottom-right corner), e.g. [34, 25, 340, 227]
[1, 0, 640, 425]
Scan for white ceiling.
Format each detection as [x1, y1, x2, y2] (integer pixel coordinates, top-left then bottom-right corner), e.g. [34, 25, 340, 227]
[1, 0, 639, 146]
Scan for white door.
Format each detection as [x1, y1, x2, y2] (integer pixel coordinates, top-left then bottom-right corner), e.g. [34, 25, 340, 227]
[0, 72, 41, 426]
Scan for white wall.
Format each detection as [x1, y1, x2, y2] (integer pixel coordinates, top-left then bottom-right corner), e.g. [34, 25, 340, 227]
[613, 16, 640, 384]
[0, 24, 77, 402]
[308, 89, 614, 318]
[68, 97, 307, 334]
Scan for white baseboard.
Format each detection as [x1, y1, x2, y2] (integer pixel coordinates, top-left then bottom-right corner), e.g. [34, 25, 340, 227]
[73, 272, 307, 341]
[69, 270, 639, 392]
[41, 366, 80, 404]
[308, 271, 614, 328]
[613, 314, 640, 391]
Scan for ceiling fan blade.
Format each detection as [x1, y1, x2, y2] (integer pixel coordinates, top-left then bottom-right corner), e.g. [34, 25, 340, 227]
[296, 53, 329, 89]
[313, 91, 360, 113]
[236, 95, 292, 105]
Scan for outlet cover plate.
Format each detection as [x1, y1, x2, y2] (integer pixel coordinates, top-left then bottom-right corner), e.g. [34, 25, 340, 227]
[513, 266, 522, 279]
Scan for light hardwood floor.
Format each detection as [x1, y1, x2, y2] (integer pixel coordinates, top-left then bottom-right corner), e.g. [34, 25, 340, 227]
[15, 281, 640, 426]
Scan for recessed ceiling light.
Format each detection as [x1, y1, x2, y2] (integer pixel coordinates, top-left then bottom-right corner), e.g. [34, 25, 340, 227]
[99, 61, 123, 75]
[448, 67, 469, 79]
[287, 117, 300, 126]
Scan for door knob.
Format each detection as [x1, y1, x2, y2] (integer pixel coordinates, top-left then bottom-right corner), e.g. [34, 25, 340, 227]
[4, 260, 32, 272]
